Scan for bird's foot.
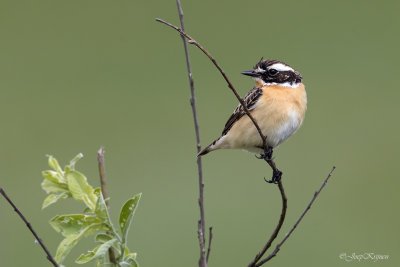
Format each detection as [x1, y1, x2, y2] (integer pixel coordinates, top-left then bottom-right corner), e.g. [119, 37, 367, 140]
[256, 147, 274, 161]
[264, 169, 283, 184]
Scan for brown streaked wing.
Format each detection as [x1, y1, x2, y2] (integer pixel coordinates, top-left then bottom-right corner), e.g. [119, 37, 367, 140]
[221, 87, 262, 135]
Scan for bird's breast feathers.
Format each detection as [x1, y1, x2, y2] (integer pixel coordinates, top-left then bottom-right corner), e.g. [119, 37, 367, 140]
[220, 83, 307, 152]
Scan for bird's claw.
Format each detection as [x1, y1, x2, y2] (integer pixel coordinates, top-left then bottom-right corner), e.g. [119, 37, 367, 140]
[264, 170, 282, 184]
[255, 154, 264, 159]
[256, 147, 274, 161]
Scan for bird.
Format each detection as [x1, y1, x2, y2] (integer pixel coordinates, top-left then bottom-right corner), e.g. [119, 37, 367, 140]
[198, 59, 307, 163]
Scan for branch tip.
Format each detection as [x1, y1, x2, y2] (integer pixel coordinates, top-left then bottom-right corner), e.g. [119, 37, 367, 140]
[157, 6, 335, 267]
[96, 148, 116, 264]
[0, 188, 59, 267]
[173, 1, 207, 266]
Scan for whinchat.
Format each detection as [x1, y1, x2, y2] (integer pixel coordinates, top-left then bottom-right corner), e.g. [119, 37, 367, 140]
[198, 59, 307, 164]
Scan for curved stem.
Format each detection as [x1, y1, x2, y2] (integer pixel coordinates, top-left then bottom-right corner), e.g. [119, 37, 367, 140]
[155, 18, 267, 151]
[247, 181, 287, 266]
[255, 166, 336, 266]
[155, 16, 336, 267]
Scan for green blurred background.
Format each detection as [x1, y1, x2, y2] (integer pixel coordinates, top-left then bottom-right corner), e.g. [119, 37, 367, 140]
[0, 0, 399, 266]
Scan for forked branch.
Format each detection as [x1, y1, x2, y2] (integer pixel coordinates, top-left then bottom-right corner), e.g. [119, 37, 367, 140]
[156, 16, 335, 267]
[248, 182, 287, 266]
[155, 18, 284, 264]
[254, 166, 336, 266]
[174, 1, 209, 266]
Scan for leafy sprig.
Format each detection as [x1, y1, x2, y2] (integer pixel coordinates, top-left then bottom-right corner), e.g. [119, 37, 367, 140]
[41, 154, 141, 266]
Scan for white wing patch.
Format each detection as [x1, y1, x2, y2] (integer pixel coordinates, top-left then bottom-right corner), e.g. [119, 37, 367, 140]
[269, 63, 294, 72]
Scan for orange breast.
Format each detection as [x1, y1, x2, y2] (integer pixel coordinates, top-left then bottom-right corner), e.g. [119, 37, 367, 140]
[217, 83, 307, 151]
[260, 84, 307, 120]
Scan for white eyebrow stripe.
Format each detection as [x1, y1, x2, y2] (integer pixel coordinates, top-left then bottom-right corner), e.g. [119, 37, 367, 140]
[269, 63, 294, 72]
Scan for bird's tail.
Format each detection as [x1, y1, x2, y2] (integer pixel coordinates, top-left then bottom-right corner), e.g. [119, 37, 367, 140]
[197, 137, 224, 157]
[197, 143, 213, 157]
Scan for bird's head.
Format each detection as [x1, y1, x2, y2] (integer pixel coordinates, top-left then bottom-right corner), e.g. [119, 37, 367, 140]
[241, 59, 302, 88]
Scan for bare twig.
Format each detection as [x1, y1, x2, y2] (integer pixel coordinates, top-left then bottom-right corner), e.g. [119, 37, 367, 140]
[155, 18, 284, 183]
[248, 181, 287, 267]
[155, 16, 284, 264]
[155, 18, 267, 151]
[206, 227, 213, 262]
[254, 166, 336, 266]
[156, 15, 335, 267]
[97, 147, 116, 265]
[174, 1, 209, 266]
[0, 187, 59, 267]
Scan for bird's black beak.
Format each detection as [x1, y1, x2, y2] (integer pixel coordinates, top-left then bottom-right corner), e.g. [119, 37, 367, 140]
[241, 70, 260, 77]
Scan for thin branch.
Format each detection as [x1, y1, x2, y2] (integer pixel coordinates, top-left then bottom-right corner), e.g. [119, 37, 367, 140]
[155, 18, 267, 151]
[98, 147, 110, 208]
[197, 220, 206, 264]
[0, 187, 59, 267]
[155, 17, 286, 265]
[255, 166, 336, 266]
[156, 17, 283, 181]
[206, 227, 213, 262]
[156, 15, 335, 267]
[97, 147, 116, 265]
[248, 181, 287, 267]
[174, 1, 208, 266]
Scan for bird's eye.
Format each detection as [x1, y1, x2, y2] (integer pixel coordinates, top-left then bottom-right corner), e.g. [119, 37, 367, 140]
[269, 69, 278, 76]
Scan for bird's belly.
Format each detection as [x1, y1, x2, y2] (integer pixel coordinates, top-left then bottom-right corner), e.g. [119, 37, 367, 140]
[263, 109, 302, 147]
[224, 108, 302, 150]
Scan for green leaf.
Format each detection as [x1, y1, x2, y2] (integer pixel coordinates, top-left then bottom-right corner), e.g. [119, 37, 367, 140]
[42, 192, 69, 209]
[94, 187, 101, 197]
[66, 170, 97, 210]
[55, 223, 107, 264]
[50, 214, 104, 237]
[96, 258, 115, 267]
[96, 258, 104, 267]
[75, 238, 118, 264]
[124, 246, 131, 257]
[47, 155, 63, 175]
[68, 153, 83, 169]
[41, 179, 69, 194]
[64, 165, 72, 175]
[125, 252, 137, 260]
[95, 233, 113, 243]
[83, 207, 92, 214]
[42, 170, 66, 184]
[94, 191, 109, 221]
[119, 193, 142, 242]
[97, 262, 113, 267]
[119, 257, 139, 267]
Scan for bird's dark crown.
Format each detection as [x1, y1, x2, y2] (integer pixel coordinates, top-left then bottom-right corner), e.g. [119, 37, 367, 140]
[249, 58, 302, 85]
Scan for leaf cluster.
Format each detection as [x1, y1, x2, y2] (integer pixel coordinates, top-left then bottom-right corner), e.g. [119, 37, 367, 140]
[41, 154, 141, 267]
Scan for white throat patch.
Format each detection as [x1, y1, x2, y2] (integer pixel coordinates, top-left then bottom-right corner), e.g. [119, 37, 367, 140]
[253, 78, 300, 88]
[253, 77, 266, 85]
[265, 82, 300, 88]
